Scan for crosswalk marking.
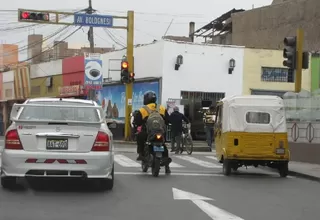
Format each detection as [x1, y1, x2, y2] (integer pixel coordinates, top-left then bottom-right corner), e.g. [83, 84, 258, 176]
[205, 156, 218, 161]
[170, 162, 184, 168]
[175, 156, 221, 168]
[114, 154, 141, 167]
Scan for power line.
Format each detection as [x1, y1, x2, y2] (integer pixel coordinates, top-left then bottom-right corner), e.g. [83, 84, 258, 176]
[2, 26, 81, 68]
[2, 26, 70, 57]
[103, 28, 125, 47]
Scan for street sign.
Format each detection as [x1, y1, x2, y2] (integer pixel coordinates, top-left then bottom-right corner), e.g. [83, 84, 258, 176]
[74, 13, 113, 27]
[172, 188, 245, 220]
[84, 53, 103, 91]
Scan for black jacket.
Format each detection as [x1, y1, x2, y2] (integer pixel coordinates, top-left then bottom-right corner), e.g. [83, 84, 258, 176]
[169, 111, 189, 134]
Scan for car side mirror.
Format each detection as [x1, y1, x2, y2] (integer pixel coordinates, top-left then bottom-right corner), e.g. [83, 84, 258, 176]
[107, 122, 117, 129]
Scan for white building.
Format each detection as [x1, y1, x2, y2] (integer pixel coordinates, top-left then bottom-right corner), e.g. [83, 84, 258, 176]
[101, 39, 245, 105]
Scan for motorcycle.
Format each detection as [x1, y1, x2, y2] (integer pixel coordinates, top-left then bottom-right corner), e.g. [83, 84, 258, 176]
[141, 133, 172, 177]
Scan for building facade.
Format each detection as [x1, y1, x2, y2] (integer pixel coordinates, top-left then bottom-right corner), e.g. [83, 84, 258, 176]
[0, 44, 18, 71]
[243, 48, 311, 96]
[30, 59, 63, 98]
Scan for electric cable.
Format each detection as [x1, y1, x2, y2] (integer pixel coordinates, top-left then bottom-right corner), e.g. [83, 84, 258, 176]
[2, 26, 81, 68]
[103, 28, 125, 47]
[2, 25, 71, 57]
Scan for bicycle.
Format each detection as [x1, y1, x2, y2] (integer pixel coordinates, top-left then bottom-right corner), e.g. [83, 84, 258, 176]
[180, 123, 193, 155]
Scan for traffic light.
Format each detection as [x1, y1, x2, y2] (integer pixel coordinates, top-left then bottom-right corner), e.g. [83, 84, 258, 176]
[283, 36, 297, 70]
[19, 10, 50, 22]
[129, 72, 135, 82]
[120, 61, 129, 84]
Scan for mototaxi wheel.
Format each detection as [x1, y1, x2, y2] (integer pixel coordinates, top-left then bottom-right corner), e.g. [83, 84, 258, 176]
[279, 161, 289, 178]
[223, 159, 232, 176]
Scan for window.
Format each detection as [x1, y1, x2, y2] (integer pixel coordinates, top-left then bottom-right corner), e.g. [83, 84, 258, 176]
[246, 112, 270, 124]
[261, 67, 290, 82]
[19, 101, 100, 122]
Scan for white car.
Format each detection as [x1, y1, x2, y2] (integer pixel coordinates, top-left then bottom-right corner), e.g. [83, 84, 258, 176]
[1, 98, 115, 190]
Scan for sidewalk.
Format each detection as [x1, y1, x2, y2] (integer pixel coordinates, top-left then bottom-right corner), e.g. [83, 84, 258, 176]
[287, 161, 320, 181]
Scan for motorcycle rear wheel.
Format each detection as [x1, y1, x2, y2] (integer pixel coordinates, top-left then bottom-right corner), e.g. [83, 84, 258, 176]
[152, 158, 160, 177]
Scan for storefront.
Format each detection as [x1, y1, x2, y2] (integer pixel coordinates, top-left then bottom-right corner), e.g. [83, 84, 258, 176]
[58, 85, 85, 98]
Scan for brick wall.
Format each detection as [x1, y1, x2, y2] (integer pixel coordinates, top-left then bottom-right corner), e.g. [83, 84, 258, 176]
[231, 0, 320, 51]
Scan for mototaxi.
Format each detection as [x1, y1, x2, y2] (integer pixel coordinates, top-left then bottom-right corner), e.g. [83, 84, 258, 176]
[214, 95, 290, 177]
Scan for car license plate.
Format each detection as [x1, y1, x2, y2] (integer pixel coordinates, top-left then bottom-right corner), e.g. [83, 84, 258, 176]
[46, 139, 68, 150]
[275, 148, 285, 154]
[153, 146, 164, 152]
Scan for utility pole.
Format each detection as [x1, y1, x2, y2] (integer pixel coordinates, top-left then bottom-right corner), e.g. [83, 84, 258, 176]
[87, 0, 95, 100]
[87, 0, 94, 52]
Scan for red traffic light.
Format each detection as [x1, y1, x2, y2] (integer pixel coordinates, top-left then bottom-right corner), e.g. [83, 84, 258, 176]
[129, 72, 135, 77]
[21, 12, 30, 19]
[121, 61, 128, 69]
[19, 11, 50, 21]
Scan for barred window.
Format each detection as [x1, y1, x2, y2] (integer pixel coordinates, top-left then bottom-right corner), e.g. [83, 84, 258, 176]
[246, 112, 270, 124]
[261, 67, 291, 82]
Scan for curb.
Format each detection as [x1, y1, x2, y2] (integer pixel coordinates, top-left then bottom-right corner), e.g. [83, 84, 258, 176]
[261, 166, 320, 182]
[287, 170, 320, 182]
[113, 141, 212, 152]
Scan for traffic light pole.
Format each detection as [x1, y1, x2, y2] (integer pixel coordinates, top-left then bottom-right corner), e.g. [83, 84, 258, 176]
[295, 28, 304, 93]
[125, 11, 134, 141]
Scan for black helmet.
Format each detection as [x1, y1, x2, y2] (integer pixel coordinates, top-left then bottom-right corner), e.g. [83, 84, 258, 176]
[143, 91, 157, 105]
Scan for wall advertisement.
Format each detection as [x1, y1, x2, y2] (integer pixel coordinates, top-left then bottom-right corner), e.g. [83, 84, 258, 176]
[96, 81, 159, 123]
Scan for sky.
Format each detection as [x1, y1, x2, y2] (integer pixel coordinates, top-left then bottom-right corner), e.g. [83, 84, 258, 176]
[0, 0, 272, 61]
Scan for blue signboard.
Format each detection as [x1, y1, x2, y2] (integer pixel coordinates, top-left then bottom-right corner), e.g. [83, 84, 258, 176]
[74, 13, 113, 27]
[261, 67, 289, 82]
[84, 53, 103, 90]
[96, 81, 160, 123]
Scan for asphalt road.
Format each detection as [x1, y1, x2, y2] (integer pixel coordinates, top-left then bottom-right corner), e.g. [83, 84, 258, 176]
[0, 148, 319, 220]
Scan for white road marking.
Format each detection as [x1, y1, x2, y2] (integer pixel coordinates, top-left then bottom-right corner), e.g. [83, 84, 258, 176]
[172, 188, 214, 200]
[205, 156, 218, 161]
[114, 154, 141, 167]
[170, 162, 184, 168]
[172, 188, 245, 220]
[175, 156, 221, 168]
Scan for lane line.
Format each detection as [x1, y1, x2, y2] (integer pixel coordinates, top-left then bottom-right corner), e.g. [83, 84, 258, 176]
[175, 156, 222, 168]
[114, 154, 141, 167]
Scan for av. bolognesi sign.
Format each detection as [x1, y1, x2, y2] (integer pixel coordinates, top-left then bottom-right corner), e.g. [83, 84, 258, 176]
[59, 85, 84, 97]
[73, 13, 113, 27]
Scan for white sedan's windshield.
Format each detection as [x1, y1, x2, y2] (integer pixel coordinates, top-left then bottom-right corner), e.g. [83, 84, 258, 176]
[18, 101, 100, 122]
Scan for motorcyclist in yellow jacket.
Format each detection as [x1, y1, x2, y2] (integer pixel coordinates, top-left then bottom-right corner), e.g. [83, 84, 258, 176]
[133, 91, 171, 174]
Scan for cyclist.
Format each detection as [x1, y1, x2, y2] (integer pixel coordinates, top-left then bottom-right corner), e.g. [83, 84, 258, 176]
[133, 92, 171, 174]
[169, 106, 190, 154]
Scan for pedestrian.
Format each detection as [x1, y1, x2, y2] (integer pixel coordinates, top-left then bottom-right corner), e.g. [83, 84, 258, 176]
[169, 106, 190, 154]
[203, 105, 216, 151]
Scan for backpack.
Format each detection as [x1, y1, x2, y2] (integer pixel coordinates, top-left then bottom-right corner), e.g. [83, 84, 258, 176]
[143, 105, 166, 138]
